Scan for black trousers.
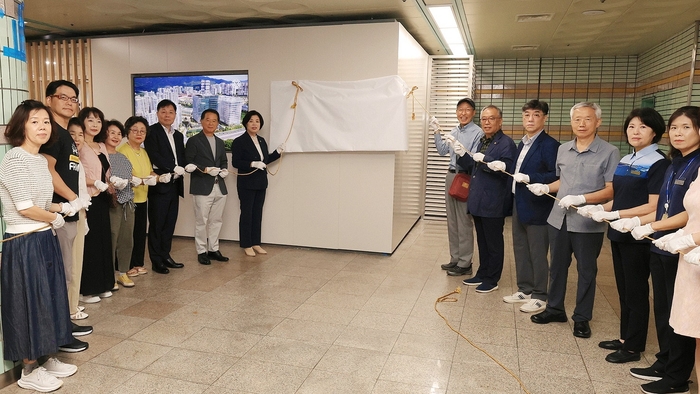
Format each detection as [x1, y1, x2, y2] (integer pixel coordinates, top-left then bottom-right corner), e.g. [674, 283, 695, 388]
[610, 241, 650, 352]
[238, 187, 266, 248]
[649, 252, 696, 384]
[472, 215, 505, 286]
[147, 188, 179, 266]
[130, 201, 148, 269]
[546, 218, 604, 322]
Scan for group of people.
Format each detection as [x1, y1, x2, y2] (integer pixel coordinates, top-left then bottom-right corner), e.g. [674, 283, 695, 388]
[433, 98, 700, 394]
[0, 79, 282, 392]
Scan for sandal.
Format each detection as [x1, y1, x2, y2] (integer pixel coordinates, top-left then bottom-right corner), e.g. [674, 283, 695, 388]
[126, 268, 140, 277]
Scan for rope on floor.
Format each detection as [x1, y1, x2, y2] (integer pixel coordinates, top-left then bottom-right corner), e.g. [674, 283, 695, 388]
[435, 287, 532, 394]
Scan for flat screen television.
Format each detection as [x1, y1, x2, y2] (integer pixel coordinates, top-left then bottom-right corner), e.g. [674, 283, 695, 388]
[132, 70, 249, 149]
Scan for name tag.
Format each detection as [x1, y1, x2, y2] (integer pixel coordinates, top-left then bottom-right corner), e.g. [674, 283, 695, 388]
[674, 179, 685, 186]
[630, 170, 641, 176]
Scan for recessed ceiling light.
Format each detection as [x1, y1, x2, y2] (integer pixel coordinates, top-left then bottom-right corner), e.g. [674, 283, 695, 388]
[428, 5, 468, 56]
[582, 10, 606, 16]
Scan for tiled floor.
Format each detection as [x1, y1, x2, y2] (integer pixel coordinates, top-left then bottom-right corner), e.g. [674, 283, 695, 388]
[1, 219, 697, 393]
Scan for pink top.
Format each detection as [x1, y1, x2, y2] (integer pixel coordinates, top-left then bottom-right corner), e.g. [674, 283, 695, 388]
[78, 142, 111, 197]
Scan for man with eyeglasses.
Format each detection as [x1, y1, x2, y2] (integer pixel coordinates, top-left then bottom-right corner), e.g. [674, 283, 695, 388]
[503, 100, 560, 313]
[452, 105, 517, 293]
[430, 98, 483, 277]
[41, 80, 92, 352]
[526, 102, 619, 339]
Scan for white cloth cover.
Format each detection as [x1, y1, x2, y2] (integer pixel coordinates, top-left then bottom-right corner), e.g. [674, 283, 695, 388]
[270, 76, 409, 152]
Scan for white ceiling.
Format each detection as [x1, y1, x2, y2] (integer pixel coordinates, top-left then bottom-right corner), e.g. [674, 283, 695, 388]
[24, 0, 700, 59]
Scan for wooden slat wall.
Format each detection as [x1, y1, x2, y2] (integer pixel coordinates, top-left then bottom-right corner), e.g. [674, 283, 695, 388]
[26, 39, 93, 106]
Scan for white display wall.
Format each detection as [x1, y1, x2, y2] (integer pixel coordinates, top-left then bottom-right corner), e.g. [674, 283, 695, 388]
[90, 21, 428, 253]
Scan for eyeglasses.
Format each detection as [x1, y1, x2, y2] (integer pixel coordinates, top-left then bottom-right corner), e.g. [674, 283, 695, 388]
[130, 129, 147, 135]
[480, 116, 501, 123]
[49, 94, 80, 104]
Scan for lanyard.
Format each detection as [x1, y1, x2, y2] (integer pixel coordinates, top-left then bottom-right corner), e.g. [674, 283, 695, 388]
[662, 154, 699, 218]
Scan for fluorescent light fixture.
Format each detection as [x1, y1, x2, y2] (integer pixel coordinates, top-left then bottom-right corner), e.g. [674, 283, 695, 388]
[428, 5, 468, 56]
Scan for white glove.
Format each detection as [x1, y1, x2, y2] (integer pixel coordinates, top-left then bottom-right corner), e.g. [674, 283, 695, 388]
[79, 196, 91, 211]
[472, 152, 485, 162]
[609, 217, 641, 233]
[94, 180, 109, 192]
[68, 198, 84, 212]
[219, 169, 229, 178]
[527, 183, 549, 196]
[185, 164, 198, 173]
[512, 173, 530, 183]
[632, 223, 655, 240]
[652, 230, 683, 252]
[666, 234, 697, 254]
[429, 116, 440, 134]
[558, 195, 586, 209]
[277, 142, 286, 154]
[453, 141, 467, 157]
[144, 175, 157, 186]
[576, 205, 604, 218]
[110, 176, 128, 191]
[486, 160, 506, 172]
[684, 247, 700, 265]
[59, 202, 77, 217]
[130, 176, 143, 187]
[51, 213, 65, 229]
[206, 167, 221, 177]
[158, 173, 172, 183]
[173, 166, 185, 176]
[443, 134, 456, 145]
[591, 210, 620, 222]
[251, 161, 267, 170]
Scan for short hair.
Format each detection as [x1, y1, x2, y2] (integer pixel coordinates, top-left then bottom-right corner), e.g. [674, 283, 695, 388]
[4, 100, 57, 147]
[242, 110, 264, 130]
[67, 117, 84, 132]
[201, 108, 220, 122]
[45, 80, 79, 98]
[105, 119, 125, 137]
[457, 98, 476, 110]
[623, 108, 666, 144]
[570, 102, 602, 119]
[668, 106, 700, 159]
[78, 107, 107, 143]
[481, 105, 503, 118]
[123, 116, 149, 138]
[522, 100, 549, 115]
[157, 99, 177, 112]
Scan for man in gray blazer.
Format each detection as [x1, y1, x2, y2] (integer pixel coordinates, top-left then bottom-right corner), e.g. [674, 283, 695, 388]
[185, 109, 230, 265]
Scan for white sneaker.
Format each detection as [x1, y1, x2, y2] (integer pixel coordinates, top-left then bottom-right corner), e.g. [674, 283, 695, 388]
[503, 291, 531, 304]
[520, 299, 547, 313]
[79, 294, 101, 304]
[42, 358, 77, 378]
[70, 310, 89, 320]
[17, 367, 63, 392]
[98, 291, 113, 298]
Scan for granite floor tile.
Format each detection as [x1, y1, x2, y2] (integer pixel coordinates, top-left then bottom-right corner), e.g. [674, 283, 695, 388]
[214, 359, 311, 394]
[90, 339, 172, 371]
[243, 335, 330, 368]
[143, 347, 238, 385]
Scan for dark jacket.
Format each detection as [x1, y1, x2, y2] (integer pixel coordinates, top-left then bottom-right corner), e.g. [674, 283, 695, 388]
[231, 133, 280, 190]
[513, 131, 560, 225]
[457, 130, 517, 217]
[185, 131, 228, 196]
[144, 123, 186, 197]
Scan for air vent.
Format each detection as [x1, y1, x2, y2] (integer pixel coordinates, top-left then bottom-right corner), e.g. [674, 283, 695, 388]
[516, 14, 554, 22]
[511, 45, 540, 51]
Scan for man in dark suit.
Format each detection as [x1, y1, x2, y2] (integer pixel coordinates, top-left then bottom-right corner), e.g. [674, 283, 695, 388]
[504, 100, 560, 313]
[185, 109, 230, 265]
[454, 105, 517, 293]
[144, 99, 186, 274]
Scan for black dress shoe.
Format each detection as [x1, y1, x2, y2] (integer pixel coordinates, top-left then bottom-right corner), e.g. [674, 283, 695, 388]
[573, 321, 591, 338]
[531, 310, 567, 324]
[605, 349, 641, 363]
[152, 264, 170, 274]
[208, 250, 229, 261]
[599, 339, 623, 350]
[447, 265, 472, 276]
[198, 253, 211, 265]
[164, 258, 184, 268]
[441, 261, 458, 270]
[71, 322, 93, 336]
